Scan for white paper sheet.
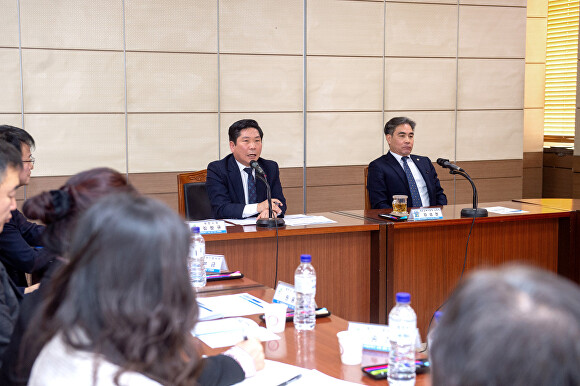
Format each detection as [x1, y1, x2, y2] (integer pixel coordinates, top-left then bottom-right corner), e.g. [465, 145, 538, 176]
[484, 206, 528, 214]
[197, 293, 269, 321]
[193, 317, 280, 348]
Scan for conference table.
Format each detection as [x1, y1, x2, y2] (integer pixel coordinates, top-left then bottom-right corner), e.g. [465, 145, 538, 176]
[202, 200, 576, 339]
[197, 280, 430, 386]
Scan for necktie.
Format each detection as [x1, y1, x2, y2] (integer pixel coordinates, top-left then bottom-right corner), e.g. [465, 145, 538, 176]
[244, 167, 257, 204]
[402, 156, 422, 208]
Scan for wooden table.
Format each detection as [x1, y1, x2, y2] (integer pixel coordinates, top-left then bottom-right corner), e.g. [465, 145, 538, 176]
[203, 212, 385, 324]
[198, 285, 430, 386]
[337, 201, 574, 338]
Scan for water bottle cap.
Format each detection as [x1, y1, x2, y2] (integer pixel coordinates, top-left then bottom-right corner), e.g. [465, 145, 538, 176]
[434, 311, 443, 322]
[192, 227, 201, 234]
[396, 292, 411, 303]
[300, 254, 312, 263]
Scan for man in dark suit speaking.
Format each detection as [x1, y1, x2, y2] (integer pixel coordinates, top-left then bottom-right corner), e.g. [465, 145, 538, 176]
[206, 119, 286, 219]
[367, 117, 447, 209]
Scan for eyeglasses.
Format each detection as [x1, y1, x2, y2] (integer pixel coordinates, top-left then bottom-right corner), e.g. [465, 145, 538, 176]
[22, 156, 35, 166]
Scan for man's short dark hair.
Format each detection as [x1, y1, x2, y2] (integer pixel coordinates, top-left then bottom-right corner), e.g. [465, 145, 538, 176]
[0, 125, 35, 154]
[0, 141, 23, 179]
[228, 119, 263, 144]
[384, 117, 416, 136]
[431, 264, 580, 386]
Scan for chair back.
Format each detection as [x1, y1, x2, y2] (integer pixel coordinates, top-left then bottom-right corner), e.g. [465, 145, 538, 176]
[177, 170, 213, 220]
[364, 166, 371, 210]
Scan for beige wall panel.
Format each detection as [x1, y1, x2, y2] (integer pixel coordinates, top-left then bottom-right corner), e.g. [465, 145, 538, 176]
[459, 0, 526, 6]
[125, 0, 217, 52]
[219, 113, 304, 168]
[307, 0, 383, 56]
[384, 111, 456, 161]
[0, 49, 22, 113]
[525, 18, 547, 63]
[385, 3, 457, 57]
[23, 114, 126, 176]
[386, 0, 456, 4]
[384, 58, 456, 111]
[308, 57, 383, 111]
[524, 63, 545, 109]
[306, 112, 383, 167]
[22, 50, 125, 113]
[126, 52, 218, 113]
[127, 113, 218, 173]
[0, 1, 19, 47]
[220, 55, 302, 112]
[0, 115, 23, 127]
[527, 0, 548, 18]
[306, 184, 365, 213]
[456, 110, 523, 161]
[458, 6, 526, 58]
[19, 0, 123, 50]
[457, 59, 524, 110]
[523, 108, 544, 152]
[221, 0, 302, 55]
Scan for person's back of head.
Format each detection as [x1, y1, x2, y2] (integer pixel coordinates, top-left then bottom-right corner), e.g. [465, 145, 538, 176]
[22, 167, 136, 257]
[24, 193, 199, 385]
[431, 264, 580, 386]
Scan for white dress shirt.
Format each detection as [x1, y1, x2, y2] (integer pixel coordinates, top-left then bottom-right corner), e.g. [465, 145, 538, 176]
[389, 151, 430, 207]
[235, 160, 259, 218]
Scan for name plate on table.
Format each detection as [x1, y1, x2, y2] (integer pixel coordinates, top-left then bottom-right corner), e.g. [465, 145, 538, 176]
[187, 220, 227, 234]
[205, 254, 229, 273]
[272, 281, 296, 309]
[348, 322, 391, 352]
[408, 208, 443, 221]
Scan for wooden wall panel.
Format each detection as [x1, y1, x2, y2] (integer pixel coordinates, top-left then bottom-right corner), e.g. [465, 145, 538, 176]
[543, 167, 573, 198]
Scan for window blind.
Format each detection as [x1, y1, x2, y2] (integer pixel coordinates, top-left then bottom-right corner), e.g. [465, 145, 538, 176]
[544, 0, 580, 145]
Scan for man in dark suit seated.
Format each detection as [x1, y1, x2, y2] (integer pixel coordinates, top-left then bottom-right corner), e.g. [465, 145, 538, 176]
[206, 119, 286, 219]
[0, 126, 45, 287]
[367, 117, 447, 209]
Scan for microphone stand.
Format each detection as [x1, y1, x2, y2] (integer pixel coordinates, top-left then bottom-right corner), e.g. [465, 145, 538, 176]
[255, 173, 285, 228]
[448, 169, 488, 218]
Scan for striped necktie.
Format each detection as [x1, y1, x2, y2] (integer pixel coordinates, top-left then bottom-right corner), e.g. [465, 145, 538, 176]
[402, 156, 422, 208]
[244, 167, 257, 204]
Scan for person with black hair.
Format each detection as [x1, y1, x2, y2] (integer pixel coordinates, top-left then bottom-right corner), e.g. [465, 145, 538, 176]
[0, 125, 45, 287]
[430, 264, 580, 386]
[0, 167, 138, 384]
[24, 194, 264, 385]
[206, 119, 286, 219]
[0, 142, 23, 367]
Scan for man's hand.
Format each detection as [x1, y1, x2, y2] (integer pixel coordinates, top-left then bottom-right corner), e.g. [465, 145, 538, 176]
[256, 199, 283, 217]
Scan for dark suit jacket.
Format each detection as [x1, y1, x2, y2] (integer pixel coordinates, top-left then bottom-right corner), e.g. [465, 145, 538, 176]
[0, 210, 44, 287]
[367, 152, 447, 209]
[206, 154, 287, 219]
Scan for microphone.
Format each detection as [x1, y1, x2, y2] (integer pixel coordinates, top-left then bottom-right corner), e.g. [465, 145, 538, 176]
[436, 158, 463, 172]
[250, 160, 266, 176]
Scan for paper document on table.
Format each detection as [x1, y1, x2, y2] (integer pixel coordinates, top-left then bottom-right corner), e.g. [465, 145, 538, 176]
[282, 214, 336, 227]
[484, 206, 528, 214]
[225, 218, 258, 226]
[234, 360, 360, 385]
[197, 293, 269, 321]
[193, 317, 280, 348]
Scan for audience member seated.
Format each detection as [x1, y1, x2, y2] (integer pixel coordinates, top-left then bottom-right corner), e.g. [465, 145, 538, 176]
[22, 193, 264, 385]
[0, 142, 24, 367]
[0, 168, 136, 385]
[206, 119, 286, 219]
[0, 126, 45, 287]
[430, 264, 580, 386]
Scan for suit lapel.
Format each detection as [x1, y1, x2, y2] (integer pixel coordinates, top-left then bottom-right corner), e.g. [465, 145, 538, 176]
[385, 152, 408, 185]
[227, 155, 246, 204]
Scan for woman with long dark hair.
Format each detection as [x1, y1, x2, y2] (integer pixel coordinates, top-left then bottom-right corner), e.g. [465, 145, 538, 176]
[25, 193, 263, 385]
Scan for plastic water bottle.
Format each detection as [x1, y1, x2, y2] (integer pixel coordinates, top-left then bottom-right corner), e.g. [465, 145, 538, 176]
[189, 227, 206, 288]
[388, 292, 417, 385]
[427, 310, 443, 351]
[294, 254, 316, 331]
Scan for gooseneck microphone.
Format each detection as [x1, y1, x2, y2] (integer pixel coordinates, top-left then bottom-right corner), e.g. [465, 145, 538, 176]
[436, 158, 487, 218]
[436, 158, 464, 172]
[249, 160, 285, 228]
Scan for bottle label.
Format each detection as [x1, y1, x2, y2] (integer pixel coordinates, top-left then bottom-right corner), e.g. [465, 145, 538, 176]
[190, 244, 205, 259]
[295, 276, 316, 294]
[390, 321, 416, 345]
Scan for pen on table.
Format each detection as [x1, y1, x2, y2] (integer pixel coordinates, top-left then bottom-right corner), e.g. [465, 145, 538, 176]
[198, 303, 212, 312]
[276, 374, 302, 386]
